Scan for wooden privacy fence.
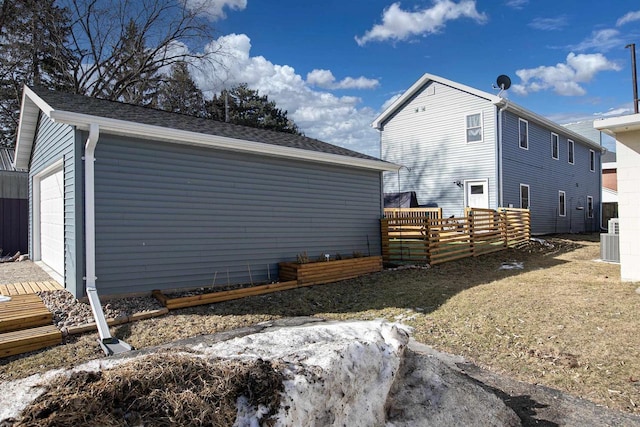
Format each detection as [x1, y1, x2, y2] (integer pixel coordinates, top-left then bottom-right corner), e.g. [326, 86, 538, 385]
[381, 208, 530, 265]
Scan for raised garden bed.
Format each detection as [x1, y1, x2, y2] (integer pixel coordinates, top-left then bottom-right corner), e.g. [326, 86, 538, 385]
[278, 256, 383, 286]
[152, 256, 383, 310]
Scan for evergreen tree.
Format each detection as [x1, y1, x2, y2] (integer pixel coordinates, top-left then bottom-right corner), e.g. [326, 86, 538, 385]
[205, 84, 301, 135]
[157, 62, 205, 116]
[0, 0, 74, 147]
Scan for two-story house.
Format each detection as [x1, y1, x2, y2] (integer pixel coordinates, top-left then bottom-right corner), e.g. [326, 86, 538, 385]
[373, 73, 604, 235]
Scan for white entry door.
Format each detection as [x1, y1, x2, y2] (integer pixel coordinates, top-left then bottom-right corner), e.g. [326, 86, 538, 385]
[465, 180, 489, 209]
[39, 168, 65, 280]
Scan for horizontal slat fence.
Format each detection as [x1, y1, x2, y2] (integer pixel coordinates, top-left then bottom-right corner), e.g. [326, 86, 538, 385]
[381, 208, 530, 265]
[383, 207, 442, 221]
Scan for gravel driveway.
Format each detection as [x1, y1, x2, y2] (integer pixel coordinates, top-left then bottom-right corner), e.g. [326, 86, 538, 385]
[0, 261, 55, 285]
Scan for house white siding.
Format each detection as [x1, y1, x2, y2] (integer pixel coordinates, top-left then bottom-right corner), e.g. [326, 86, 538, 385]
[380, 81, 497, 217]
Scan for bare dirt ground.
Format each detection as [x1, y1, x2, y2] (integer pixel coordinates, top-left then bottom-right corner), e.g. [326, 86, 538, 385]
[1, 234, 639, 426]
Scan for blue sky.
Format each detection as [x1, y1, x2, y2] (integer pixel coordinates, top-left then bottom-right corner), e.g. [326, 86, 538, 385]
[183, 0, 639, 155]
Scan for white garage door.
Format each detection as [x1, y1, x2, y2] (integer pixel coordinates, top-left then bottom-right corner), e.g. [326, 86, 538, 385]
[40, 168, 64, 279]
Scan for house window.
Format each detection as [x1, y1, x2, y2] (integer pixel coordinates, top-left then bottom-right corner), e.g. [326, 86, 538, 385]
[551, 133, 559, 159]
[587, 196, 594, 218]
[519, 118, 528, 149]
[568, 139, 574, 164]
[559, 191, 566, 217]
[466, 113, 483, 143]
[590, 149, 595, 172]
[520, 184, 530, 209]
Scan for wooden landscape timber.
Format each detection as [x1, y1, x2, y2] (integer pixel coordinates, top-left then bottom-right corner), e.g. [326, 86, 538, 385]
[153, 281, 299, 310]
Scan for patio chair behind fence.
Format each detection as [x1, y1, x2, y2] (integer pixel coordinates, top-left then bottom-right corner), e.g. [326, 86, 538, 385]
[381, 207, 530, 265]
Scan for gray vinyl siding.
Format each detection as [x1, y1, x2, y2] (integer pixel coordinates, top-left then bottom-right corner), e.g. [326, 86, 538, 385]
[91, 134, 383, 296]
[501, 111, 601, 234]
[29, 114, 81, 295]
[380, 81, 497, 217]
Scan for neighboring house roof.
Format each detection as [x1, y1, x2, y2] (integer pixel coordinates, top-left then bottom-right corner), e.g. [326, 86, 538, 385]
[14, 86, 399, 172]
[372, 72, 604, 152]
[0, 148, 17, 171]
[562, 121, 602, 145]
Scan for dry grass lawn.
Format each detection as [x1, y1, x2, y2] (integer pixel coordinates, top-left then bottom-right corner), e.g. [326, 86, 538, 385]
[1, 234, 638, 415]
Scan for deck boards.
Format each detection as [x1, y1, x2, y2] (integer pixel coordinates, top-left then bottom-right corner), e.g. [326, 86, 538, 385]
[0, 325, 62, 358]
[0, 280, 62, 296]
[0, 293, 61, 357]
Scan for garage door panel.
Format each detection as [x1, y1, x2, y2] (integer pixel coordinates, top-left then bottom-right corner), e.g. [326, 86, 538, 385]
[39, 169, 64, 278]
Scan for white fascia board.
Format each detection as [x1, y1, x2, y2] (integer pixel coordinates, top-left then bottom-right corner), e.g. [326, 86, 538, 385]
[594, 114, 640, 136]
[13, 86, 55, 170]
[371, 72, 500, 130]
[494, 99, 605, 152]
[50, 110, 400, 172]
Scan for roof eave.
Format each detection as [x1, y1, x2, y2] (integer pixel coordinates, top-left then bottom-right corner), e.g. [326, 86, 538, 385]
[50, 110, 400, 172]
[13, 86, 54, 170]
[494, 99, 605, 152]
[372, 72, 500, 130]
[15, 87, 399, 173]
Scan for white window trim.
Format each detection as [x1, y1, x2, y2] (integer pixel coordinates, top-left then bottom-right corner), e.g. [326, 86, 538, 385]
[559, 190, 566, 217]
[568, 139, 574, 165]
[589, 149, 595, 172]
[520, 184, 530, 209]
[465, 112, 484, 144]
[518, 118, 529, 150]
[551, 133, 559, 160]
[587, 195, 594, 218]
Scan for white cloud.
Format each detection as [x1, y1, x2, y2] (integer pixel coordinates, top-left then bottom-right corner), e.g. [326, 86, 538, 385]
[182, 0, 247, 20]
[306, 69, 379, 90]
[513, 52, 621, 96]
[617, 10, 640, 26]
[528, 16, 567, 31]
[189, 34, 381, 157]
[505, 0, 528, 9]
[355, 0, 487, 46]
[570, 29, 623, 52]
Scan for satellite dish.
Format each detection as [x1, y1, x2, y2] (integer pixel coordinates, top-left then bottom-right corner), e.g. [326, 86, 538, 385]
[496, 75, 511, 90]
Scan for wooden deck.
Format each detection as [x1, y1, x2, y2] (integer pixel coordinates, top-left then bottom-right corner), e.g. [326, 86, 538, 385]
[0, 292, 62, 357]
[0, 280, 62, 296]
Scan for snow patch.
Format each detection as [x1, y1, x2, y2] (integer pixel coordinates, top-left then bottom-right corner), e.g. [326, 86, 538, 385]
[499, 261, 524, 270]
[196, 320, 410, 426]
[0, 320, 409, 426]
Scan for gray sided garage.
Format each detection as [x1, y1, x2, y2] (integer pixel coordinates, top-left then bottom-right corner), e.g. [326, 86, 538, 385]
[13, 86, 398, 298]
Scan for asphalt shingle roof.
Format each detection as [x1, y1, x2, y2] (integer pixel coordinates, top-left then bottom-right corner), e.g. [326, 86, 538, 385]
[31, 87, 380, 162]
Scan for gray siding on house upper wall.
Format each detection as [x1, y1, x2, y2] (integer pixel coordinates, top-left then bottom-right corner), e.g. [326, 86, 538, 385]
[500, 111, 601, 234]
[91, 134, 383, 296]
[29, 114, 82, 296]
[380, 81, 497, 217]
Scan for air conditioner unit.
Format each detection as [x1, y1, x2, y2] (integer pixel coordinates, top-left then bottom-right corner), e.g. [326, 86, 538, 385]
[608, 218, 619, 234]
[600, 233, 620, 262]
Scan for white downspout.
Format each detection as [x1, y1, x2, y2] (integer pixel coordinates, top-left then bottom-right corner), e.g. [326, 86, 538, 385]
[84, 124, 131, 354]
[496, 99, 509, 207]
